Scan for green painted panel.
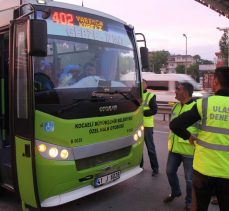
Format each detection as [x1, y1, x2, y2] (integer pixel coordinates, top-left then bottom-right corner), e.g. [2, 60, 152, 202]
[15, 136, 37, 208]
[35, 108, 144, 202]
[35, 108, 143, 148]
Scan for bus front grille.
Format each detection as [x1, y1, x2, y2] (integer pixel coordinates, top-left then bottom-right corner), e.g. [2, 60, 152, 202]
[75, 146, 131, 170]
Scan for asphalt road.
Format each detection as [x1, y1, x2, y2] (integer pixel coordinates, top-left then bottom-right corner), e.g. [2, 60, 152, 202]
[0, 115, 219, 211]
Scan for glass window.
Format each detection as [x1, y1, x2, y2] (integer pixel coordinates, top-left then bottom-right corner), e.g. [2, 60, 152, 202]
[15, 25, 28, 119]
[34, 36, 137, 90]
[33, 9, 141, 118]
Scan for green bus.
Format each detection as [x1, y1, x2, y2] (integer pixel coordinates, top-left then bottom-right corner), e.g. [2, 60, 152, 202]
[0, 0, 148, 209]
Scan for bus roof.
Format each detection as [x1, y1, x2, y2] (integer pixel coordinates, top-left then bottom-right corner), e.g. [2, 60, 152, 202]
[0, 0, 127, 27]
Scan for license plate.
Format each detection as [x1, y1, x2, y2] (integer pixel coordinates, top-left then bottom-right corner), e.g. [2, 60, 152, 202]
[94, 171, 121, 187]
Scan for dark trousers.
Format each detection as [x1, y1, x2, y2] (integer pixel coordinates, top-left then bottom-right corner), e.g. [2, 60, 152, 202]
[166, 152, 193, 205]
[192, 170, 229, 211]
[141, 127, 159, 171]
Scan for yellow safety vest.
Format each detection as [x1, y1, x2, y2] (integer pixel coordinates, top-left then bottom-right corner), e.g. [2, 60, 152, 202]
[143, 91, 155, 127]
[168, 101, 198, 156]
[194, 96, 229, 178]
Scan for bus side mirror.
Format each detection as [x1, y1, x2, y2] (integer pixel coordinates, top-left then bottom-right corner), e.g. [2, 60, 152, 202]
[29, 19, 47, 57]
[140, 47, 149, 70]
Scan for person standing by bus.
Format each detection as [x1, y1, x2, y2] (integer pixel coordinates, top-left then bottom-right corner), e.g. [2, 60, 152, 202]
[163, 82, 198, 211]
[170, 67, 229, 211]
[141, 80, 159, 176]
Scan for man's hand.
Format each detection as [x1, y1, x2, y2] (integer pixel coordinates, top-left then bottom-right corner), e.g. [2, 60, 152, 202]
[189, 135, 197, 145]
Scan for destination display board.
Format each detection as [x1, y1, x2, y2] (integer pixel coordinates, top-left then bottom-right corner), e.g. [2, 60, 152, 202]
[44, 9, 132, 48]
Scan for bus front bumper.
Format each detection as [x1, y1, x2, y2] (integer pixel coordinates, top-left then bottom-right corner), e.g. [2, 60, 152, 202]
[41, 166, 143, 207]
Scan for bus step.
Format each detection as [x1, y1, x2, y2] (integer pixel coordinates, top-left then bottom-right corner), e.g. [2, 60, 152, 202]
[1, 183, 14, 191]
[0, 163, 13, 189]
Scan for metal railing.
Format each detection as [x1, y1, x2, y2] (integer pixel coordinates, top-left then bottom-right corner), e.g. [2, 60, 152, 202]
[157, 102, 174, 121]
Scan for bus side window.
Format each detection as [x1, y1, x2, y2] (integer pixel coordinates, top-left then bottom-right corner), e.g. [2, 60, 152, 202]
[0, 34, 10, 146]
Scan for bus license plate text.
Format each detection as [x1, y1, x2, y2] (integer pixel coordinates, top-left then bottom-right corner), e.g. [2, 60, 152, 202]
[94, 171, 121, 187]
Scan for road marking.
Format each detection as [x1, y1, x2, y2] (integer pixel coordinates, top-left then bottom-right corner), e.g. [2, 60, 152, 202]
[155, 130, 169, 134]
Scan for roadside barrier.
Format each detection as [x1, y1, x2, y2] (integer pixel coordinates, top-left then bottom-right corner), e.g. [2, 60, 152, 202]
[157, 103, 173, 121]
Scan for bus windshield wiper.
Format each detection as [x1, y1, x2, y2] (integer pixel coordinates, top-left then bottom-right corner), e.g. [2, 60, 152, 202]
[92, 90, 141, 106]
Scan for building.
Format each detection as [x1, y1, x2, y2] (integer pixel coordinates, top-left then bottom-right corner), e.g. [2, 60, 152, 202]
[166, 55, 196, 73]
[199, 64, 216, 91]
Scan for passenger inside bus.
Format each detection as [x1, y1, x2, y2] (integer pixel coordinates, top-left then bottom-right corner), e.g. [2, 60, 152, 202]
[80, 62, 97, 79]
[40, 59, 52, 77]
[34, 59, 54, 91]
[58, 64, 81, 87]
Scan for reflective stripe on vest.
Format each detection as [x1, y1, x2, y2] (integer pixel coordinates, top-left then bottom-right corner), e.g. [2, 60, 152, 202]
[201, 97, 229, 135]
[196, 96, 229, 152]
[143, 91, 155, 127]
[194, 96, 229, 178]
[196, 138, 229, 151]
[143, 92, 151, 106]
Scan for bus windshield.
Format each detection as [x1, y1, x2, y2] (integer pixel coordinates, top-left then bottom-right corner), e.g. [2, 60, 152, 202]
[34, 8, 140, 118]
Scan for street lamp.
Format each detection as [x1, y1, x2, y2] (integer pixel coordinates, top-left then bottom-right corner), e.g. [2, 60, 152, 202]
[183, 33, 187, 74]
[216, 27, 229, 67]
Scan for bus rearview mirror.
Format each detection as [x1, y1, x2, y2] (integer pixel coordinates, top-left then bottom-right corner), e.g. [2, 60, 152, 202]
[140, 47, 149, 70]
[29, 19, 47, 57]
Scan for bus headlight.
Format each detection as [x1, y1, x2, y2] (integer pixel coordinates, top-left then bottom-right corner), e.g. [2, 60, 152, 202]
[133, 125, 144, 142]
[49, 147, 58, 158]
[36, 140, 74, 160]
[137, 130, 142, 138]
[140, 125, 144, 131]
[38, 144, 46, 153]
[133, 134, 138, 141]
[60, 149, 69, 159]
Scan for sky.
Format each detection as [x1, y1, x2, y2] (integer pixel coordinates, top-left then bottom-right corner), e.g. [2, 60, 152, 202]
[57, 0, 229, 61]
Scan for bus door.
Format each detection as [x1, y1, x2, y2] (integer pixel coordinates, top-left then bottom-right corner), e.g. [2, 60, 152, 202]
[9, 18, 39, 209]
[0, 32, 13, 189]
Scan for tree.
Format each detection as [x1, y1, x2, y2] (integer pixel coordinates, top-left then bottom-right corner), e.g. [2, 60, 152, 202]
[193, 55, 201, 63]
[193, 54, 213, 65]
[192, 54, 213, 81]
[219, 31, 229, 66]
[148, 50, 170, 73]
[176, 65, 185, 74]
[187, 64, 200, 82]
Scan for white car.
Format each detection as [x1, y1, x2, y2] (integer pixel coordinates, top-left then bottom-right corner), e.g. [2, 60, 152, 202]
[141, 72, 209, 108]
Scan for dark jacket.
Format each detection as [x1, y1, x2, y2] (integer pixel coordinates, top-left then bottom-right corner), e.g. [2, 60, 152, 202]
[143, 90, 158, 117]
[169, 89, 229, 140]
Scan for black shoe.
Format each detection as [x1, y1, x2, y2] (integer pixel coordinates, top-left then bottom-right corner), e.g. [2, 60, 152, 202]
[163, 193, 181, 203]
[152, 169, 159, 177]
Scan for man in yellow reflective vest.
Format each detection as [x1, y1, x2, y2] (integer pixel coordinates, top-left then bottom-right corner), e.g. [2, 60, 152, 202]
[163, 82, 198, 211]
[141, 80, 159, 176]
[170, 67, 229, 211]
